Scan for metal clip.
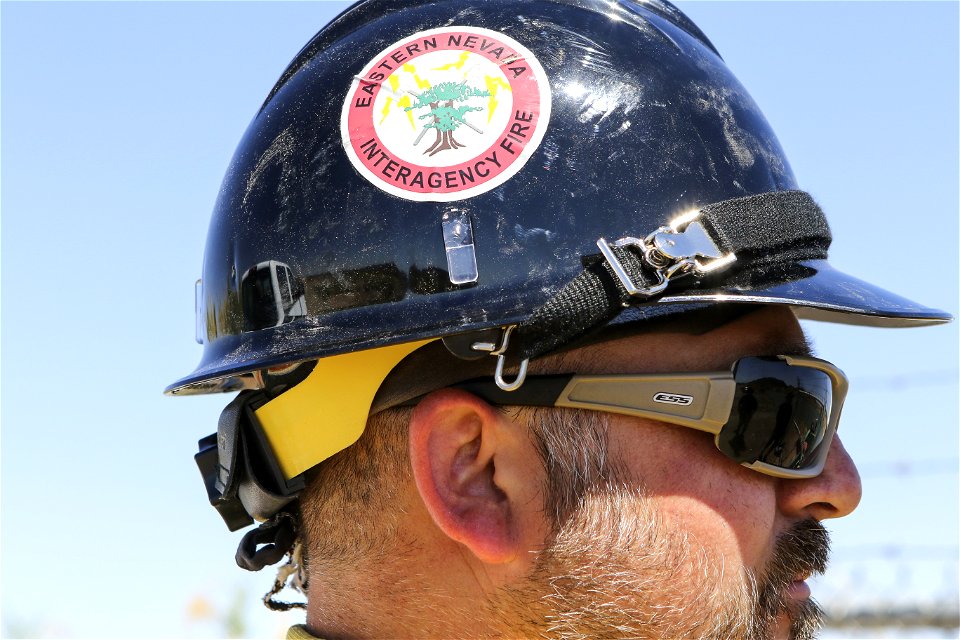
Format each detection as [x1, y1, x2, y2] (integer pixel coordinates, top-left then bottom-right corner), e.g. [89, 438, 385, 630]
[597, 210, 735, 301]
[650, 212, 736, 276]
[596, 237, 668, 299]
[470, 325, 529, 392]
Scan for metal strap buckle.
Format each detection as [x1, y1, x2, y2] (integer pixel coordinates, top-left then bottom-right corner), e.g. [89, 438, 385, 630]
[597, 210, 736, 301]
[470, 324, 530, 391]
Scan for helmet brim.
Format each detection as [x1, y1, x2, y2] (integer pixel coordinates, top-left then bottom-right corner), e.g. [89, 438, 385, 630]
[166, 259, 950, 396]
[646, 259, 950, 328]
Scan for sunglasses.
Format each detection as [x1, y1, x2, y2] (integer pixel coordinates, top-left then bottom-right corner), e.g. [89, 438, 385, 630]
[434, 355, 848, 479]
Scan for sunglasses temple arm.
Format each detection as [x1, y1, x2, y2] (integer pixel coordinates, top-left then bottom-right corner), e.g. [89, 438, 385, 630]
[554, 374, 737, 435]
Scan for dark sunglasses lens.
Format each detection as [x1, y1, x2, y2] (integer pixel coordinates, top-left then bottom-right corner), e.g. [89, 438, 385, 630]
[717, 358, 833, 470]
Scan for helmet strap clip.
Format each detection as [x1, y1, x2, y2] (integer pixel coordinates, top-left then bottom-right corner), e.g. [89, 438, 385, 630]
[597, 211, 736, 304]
[470, 324, 530, 392]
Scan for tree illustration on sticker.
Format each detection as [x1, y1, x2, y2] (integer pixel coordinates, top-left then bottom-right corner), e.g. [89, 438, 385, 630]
[405, 81, 491, 156]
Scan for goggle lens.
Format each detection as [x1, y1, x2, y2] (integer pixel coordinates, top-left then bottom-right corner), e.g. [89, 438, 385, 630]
[718, 357, 833, 471]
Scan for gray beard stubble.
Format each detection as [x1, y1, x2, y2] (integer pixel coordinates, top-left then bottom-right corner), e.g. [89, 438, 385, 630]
[488, 487, 830, 640]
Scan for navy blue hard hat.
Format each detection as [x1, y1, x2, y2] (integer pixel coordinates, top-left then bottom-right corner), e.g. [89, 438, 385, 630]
[167, 0, 949, 396]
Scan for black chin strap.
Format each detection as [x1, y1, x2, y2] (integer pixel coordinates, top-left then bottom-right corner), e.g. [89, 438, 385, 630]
[510, 190, 831, 363]
[236, 506, 299, 571]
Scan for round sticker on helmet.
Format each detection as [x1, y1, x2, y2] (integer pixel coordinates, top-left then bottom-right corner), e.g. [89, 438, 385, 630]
[341, 26, 551, 202]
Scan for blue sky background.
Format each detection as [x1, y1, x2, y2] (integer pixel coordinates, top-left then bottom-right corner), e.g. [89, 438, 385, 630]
[2, 2, 957, 638]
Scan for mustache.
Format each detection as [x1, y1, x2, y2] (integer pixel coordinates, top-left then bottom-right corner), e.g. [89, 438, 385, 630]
[757, 519, 830, 622]
[769, 519, 830, 585]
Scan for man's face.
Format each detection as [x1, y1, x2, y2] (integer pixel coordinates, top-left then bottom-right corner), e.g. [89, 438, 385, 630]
[495, 306, 862, 640]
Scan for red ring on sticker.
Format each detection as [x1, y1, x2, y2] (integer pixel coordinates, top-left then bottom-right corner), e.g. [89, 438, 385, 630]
[341, 26, 551, 202]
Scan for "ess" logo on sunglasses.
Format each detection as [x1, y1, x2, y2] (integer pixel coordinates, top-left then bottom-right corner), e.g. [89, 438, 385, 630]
[653, 392, 694, 406]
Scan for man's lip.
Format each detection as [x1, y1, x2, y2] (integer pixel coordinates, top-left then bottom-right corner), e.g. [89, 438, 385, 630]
[787, 576, 812, 600]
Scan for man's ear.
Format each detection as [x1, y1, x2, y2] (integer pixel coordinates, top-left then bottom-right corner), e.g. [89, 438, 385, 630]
[408, 388, 533, 564]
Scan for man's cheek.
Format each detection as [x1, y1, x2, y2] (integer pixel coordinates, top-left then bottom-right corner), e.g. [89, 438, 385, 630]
[657, 496, 744, 560]
[655, 490, 775, 579]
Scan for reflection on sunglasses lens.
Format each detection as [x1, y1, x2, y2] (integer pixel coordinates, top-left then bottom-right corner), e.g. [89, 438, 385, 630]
[718, 359, 832, 470]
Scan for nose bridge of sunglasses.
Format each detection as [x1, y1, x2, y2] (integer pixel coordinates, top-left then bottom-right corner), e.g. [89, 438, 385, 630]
[554, 372, 738, 434]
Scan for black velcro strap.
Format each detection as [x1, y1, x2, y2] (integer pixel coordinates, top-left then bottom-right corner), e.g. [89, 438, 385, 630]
[512, 246, 652, 361]
[698, 190, 830, 264]
[512, 190, 829, 362]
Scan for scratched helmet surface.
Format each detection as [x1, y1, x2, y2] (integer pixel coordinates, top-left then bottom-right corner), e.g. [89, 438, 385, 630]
[168, 0, 948, 395]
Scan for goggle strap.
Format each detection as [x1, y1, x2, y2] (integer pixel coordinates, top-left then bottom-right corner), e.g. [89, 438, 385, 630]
[510, 190, 830, 366]
[699, 190, 831, 265]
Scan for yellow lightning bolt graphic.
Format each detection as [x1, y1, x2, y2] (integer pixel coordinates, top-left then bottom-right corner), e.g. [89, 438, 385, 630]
[379, 97, 393, 124]
[433, 51, 471, 71]
[379, 68, 424, 130]
[403, 63, 431, 90]
[398, 95, 414, 129]
[484, 76, 512, 123]
[379, 75, 403, 124]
